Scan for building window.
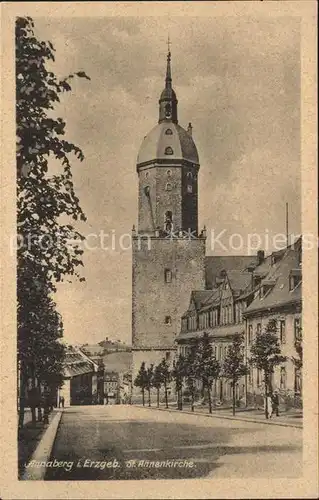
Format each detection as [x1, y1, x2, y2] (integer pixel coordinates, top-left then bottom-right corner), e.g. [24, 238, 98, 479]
[187, 172, 193, 179]
[167, 169, 172, 176]
[219, 345, 223, 360]
[187, 184, 193, 193]
[294, 318, 301, 341]
[249, 367, 253, 385]
[164, 268, 172, 283]
[165, 128, 173, 135]
[145, 171, 149, 178]
[280, 366, 287, 389]
[256, 323, 261, 335]
[280, 320, 286, 344]
[164, 316, 172, 325]
[165, 182, 172, 191]
[257, 369, 261, 386]
[228, 305, 232, 323]
[165, 352, 171, 360]
[165, 146, 174, 155]
[248, 325, 253, 344]
[164, 211, 173, 232]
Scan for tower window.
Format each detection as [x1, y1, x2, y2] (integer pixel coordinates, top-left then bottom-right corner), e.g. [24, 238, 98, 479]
[165, 103, 171, 117]
[164, 316, 172, 325]
[164, 268, 172, 283]
[165, 146, 174, 155]
[165, 182, 172, 191]
[187, 172, 193, 179]
[165, 129, 173, 135]
[164, 211, 173, 232]
[187, 184, 193, 193]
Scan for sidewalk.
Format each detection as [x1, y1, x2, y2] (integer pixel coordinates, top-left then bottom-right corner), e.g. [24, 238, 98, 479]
[137, 403, 303, 428]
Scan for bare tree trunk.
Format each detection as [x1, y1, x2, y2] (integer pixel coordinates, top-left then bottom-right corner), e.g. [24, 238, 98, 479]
[148, 388, 151, 407]
[157, 388, 159, 408]
[232, 379, 236, 416]
[207, 385, 212, 414]
[180, 386, 183, 411]
[264, 371, 269, 419]
[164, 383, 168, 409]
[142, 388, 145, 406]
[191, 387, 195, 412]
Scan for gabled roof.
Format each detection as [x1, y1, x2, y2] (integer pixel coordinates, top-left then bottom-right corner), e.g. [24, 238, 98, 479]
[227, 270, 252, 294]
[205, 255, 257, 289]
[63, 346, 98, 378]
[245, 245, 302, 314]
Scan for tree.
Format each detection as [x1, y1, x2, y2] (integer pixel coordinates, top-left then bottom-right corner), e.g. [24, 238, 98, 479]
[172, 354, 186, 410]
[184, 343, 199, 412]
[195, 333, 220, 413]
[134, 362, 148, 406]
[16, 17, 90, 427]
[223, 333, 249, 415]
[152, 364, 163, 408]
[158, 358, 171, 409]
[292, 327, 303, 370]
[249, 319, 287, 419]
[145, 364, 154, 407]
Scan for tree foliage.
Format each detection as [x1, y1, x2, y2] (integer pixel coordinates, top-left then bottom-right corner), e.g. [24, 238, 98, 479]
[16, 16, 90, 427]
[223, 333, 248, 415]
[249, 319, 286, 418]
[134, 362, 148, 406]
[195, 333, 220, 413]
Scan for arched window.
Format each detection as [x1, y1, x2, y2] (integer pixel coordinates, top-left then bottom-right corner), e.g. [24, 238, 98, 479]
[165, 103, 171, 117]
[165, 182, 172, 191]
[165, 146, 174, 155]
[165, 129, 173, 135]
[164, 211, 173, 232]
[167, 169, 172, 177]
[187, 172, 193, 179]
[145, 171, 149, 178]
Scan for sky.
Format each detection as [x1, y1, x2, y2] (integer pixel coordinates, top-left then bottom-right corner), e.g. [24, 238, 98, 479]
[34, 16, 301, 346]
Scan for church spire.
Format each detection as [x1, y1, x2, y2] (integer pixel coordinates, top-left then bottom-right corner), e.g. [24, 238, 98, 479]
[166, 51, 172, 88]
[158, 42, 178, 124]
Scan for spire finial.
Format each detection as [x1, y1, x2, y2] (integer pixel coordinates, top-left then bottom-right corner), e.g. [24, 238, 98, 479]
[165, 37, 172, 88]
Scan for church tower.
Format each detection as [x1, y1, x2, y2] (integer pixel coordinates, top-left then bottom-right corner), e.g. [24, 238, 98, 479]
[132, 49, 206, 400]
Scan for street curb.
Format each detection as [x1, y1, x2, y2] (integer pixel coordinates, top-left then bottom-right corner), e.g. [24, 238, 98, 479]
[21, 410, 63, 480]
[135, 405, 303, 429]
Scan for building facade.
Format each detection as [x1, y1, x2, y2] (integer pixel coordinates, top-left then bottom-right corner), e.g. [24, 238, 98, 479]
[244, 241, 302, 408]
[131, 50, 206, 399]
[59, 346, 99, 407]
[176, 240, 302, 408]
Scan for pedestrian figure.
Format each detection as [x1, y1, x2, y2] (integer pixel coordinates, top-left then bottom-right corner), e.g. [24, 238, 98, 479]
[266, 393, 273, 418]
[272, 390, 279, 417]
[60, 396, 65, 408]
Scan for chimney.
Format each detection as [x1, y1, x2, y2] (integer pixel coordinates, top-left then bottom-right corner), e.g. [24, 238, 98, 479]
[257, 250, 265, 265]
[187, 122, 193, 136]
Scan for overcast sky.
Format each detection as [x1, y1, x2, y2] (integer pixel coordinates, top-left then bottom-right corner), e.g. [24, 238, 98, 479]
[34, 16, 301, 346]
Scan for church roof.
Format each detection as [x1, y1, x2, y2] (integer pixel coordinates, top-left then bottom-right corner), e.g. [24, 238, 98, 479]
[137, 121, 199, 167]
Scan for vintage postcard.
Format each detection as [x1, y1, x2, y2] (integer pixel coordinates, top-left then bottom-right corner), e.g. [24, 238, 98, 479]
[0, 1, 318, 499]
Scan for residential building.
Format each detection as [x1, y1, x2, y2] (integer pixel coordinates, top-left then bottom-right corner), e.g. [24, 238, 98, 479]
[59, 346, 99, 406]
[244, 239, 302, 407]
